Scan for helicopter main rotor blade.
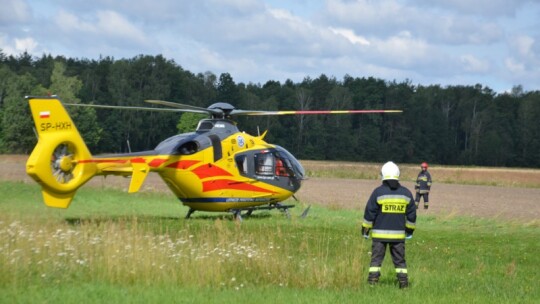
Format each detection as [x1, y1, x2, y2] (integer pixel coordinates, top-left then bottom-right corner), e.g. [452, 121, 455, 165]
[240, 109, 403, 116]
[229, 109, 271, 116]
[145, 99, 221, 116]
[66, 101, 402, 117]
[63, 103, 184, 112]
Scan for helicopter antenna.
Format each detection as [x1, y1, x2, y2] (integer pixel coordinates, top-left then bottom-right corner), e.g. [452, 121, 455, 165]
[126, 139, 132, 153]
[257, 126, 260, 136]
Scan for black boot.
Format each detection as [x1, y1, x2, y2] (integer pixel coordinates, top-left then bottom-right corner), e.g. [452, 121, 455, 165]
[424, 205, 429, 210]
[397, 274, 409, 289]
[367, 273, 380, 285]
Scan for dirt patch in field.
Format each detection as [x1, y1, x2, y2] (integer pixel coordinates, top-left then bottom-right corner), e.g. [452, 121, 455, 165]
[296, 178, 540, 222]
[3, 155, 539, 221]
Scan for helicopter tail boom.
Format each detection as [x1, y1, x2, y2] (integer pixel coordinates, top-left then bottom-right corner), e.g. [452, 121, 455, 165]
[26, 96, 98, 208]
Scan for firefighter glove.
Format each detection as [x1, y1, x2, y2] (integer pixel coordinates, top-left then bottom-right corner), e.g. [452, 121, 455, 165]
[361, 227, 371, 239]
[405, 228, 414, 240]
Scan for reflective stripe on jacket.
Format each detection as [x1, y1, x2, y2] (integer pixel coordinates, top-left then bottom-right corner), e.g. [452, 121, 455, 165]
[415, 170, 432, 191]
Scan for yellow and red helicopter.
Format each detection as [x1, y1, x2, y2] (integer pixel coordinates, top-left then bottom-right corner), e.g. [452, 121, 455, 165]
[25, 96, 401, 220]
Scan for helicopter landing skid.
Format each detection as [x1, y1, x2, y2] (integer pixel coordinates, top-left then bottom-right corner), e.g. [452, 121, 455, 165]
[185, 208, 196, 219]
[230, 203, 296, 221]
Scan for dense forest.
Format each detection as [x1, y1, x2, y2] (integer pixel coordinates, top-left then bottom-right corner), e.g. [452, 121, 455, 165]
[1, 52, 540, 167]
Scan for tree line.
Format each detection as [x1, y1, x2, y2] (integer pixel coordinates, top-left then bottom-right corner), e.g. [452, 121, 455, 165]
[1, 52, 540, 168]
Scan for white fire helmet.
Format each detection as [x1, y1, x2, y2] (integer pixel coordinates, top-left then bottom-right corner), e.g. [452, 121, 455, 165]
[381, 161, 400, 180]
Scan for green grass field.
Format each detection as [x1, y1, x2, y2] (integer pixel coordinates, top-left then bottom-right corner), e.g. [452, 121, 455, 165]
[0, 181, 539, 303]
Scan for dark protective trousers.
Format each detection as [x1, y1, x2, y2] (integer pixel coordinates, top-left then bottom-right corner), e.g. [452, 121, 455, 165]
[415, 192, 429, 206]
[368, 241, 408, 280]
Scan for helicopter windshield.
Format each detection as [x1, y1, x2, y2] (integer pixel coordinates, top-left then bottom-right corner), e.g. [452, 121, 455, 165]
[273, 145, 305, 179]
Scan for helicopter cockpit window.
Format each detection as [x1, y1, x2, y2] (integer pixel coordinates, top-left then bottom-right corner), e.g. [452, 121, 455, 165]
[255, 152, 274, 176]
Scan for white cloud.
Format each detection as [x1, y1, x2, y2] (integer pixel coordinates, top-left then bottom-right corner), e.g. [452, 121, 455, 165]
[460, 54, 491, 73]
[504, 35, 540, 75]
[369, 32, 434, 68]
[55, 10, 95, 32]
[0, 35, 38, 55]
[179, 4, 352, 60]
[324, 0, 409, 30]
[95, 11, 147, 44]
[411, 0, 531, 17]
[15, 37, 38, 53]
[439, 17, 503, 45]
[505, 57, 526, 74]
[329, 27, 370, 46]
[54, 9, 148, 46]
[323, 0, 503, 45]
[0, 35, 16, 54]
[514, 35, 535, 58]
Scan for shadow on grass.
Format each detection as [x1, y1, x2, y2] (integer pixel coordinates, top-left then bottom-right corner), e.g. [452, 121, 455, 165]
[64, 215, 182, 226]
[191, 212, 274, 221]
[63, 211, 280, 226]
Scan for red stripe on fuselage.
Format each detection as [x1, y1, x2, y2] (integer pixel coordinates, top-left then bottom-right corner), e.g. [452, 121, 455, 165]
[202, 179, 276, 194]
[131, 157, 146, 163]
[148, 158, 167, 167]
[192, 164, 233, 179]
[78, 159, 128, 164]
[167, 160, 200, 169]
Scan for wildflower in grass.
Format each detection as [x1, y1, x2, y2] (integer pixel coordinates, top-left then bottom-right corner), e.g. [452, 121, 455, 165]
[76, 259, 86, 266]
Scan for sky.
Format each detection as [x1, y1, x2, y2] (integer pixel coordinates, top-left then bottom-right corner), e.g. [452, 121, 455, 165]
[1, 0, 539, 93]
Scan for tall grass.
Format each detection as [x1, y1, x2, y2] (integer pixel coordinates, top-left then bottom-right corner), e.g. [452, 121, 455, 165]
[0, 216, 367, 289]
[0, 182, 367, 290]
[1, 181, 539, 303]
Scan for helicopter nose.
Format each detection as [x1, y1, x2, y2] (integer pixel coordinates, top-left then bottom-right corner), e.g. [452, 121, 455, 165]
[289, 175, 303, 191]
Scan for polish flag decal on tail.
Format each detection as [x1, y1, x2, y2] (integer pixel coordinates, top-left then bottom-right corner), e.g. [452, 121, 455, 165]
[39, 111, 50, 118]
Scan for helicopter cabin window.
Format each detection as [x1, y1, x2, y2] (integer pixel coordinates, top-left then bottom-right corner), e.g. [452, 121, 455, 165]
[235, 155, 249, 176]
[255, 152, 274, 176]
[177, 141, 198, 155]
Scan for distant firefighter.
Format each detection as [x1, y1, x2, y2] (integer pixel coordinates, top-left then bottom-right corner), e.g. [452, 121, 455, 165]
[361, 161, 417, 288]
[415, 162, 432, 209]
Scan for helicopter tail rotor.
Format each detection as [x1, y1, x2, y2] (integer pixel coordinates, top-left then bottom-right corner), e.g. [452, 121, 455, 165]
[26, 96, 98, 208]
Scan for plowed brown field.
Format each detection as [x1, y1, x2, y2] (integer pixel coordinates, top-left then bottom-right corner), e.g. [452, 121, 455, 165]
[2, 155, 539, 221]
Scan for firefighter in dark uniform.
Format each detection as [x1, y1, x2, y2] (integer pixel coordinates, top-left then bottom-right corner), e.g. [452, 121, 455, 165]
[415, 162, 432, 209]
[361, 161, 417, 288]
